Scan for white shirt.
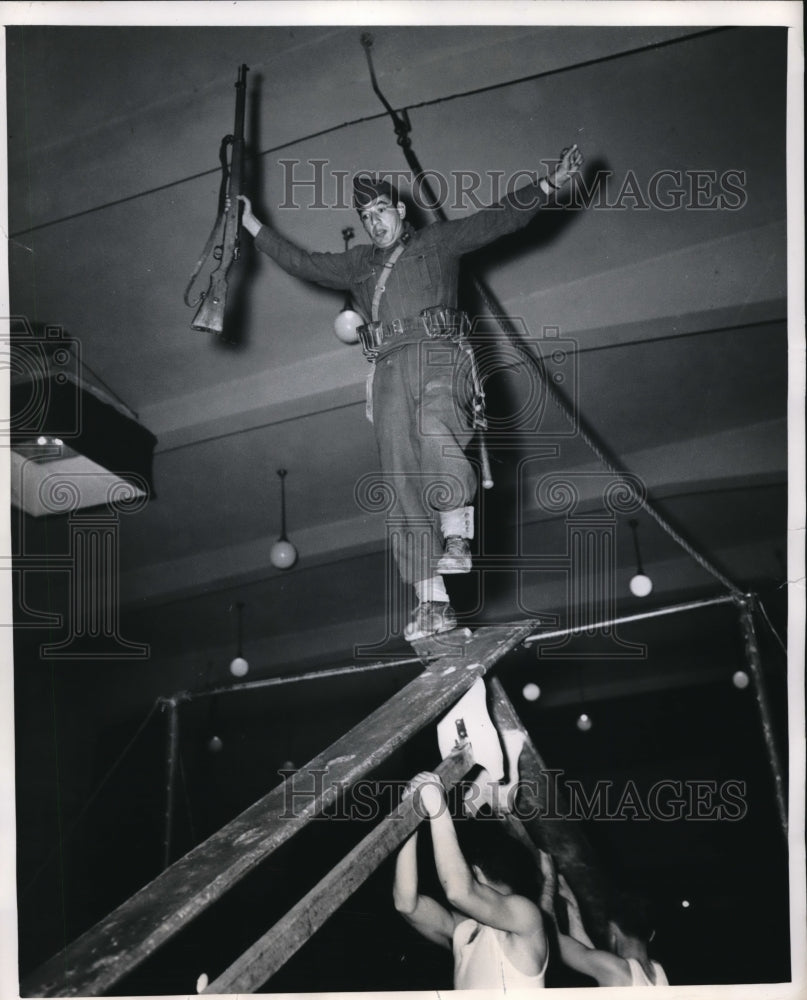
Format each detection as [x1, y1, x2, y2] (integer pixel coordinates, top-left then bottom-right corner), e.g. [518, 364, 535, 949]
[453, 918, 547, 990]
[627, 957, 669, 986]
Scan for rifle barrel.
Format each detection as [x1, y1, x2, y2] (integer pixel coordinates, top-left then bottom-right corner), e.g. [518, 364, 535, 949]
[190, 64, 249, 336]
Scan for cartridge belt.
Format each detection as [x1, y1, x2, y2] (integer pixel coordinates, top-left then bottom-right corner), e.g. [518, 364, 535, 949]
[358, 306, 470, 361]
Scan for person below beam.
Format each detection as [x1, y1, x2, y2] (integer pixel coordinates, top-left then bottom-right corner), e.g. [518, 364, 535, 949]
[239, 144, 582, 642]
[393, 771, 549, 990]
[555, 872, 670, 986]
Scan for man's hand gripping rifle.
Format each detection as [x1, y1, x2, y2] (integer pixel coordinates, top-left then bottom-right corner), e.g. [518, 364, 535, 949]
[184, 64, 249, 336]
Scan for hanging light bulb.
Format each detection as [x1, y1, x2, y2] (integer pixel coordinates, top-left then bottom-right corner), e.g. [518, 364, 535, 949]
[229, 601, 249, 677]
[270, 468, 298, 569]
[628, 518, 653, 597]
[229, 656, 248, 678]
[522, 682, 541, 702]
[630, 573, 653, 597]
[573, 663, 592, 730]
[333, 227, 363, 344]
[205, 676, 224, 752]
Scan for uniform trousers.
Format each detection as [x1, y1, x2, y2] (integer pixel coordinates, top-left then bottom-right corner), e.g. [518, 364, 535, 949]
[371, 339, 476, 587]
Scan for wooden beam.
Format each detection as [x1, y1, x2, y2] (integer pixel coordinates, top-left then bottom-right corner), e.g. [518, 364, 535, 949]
[488, 677, 611, 946]
[22, 620, 537, 997]
[205, 743, 475, 993]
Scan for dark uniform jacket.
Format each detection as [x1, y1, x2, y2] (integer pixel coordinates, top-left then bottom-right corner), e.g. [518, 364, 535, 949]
[254, 179, 552, 324]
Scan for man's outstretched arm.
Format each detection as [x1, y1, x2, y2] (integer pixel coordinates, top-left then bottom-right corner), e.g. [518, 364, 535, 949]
[440, 143, 584, 255]
[554, 878, 630, 986]
[238, 195, 354, 290]
[557, 930, 632, 986]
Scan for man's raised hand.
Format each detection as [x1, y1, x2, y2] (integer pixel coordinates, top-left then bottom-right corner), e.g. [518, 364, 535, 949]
[550, 143, 584, 189]
[238, 195, 262, 237]
[408, 771, 447, 819]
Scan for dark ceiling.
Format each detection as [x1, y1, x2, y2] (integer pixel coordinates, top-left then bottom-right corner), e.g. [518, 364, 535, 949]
[3, 18, 798, 995]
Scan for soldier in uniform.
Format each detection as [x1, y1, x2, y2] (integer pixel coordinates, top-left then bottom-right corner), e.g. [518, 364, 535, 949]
[239, 143, 582, 642]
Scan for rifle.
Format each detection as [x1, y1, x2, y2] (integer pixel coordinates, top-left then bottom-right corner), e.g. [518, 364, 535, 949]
[185, 64, 249, 335]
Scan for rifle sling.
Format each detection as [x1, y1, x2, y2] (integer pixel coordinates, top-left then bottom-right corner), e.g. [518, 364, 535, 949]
[183, 134, 234, 308]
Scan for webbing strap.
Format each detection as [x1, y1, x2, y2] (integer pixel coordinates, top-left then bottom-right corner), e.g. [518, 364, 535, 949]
[371, 243, 406, 321]
[183, 135, 233, 308]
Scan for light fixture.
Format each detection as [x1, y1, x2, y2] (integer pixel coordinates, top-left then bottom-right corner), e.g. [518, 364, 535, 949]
[522, 682, 541, 702]
[206, 693, 223, 753]
[229, 601, 249, 677]
[333, 227, 363, 344]
[7, 318, 157, 516]
[574, 664, 593, 731]
[270, 468, 298, 569]
[732, 669, 750, 689]
[628, 518, 653, 597]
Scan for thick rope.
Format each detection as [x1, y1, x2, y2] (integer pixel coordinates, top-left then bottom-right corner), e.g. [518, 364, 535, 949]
[469, 274, 744, 598]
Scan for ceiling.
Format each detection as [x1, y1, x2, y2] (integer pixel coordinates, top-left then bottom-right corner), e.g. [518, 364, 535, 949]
[6, 24, 790, 687]
[3, 19, 796, 991]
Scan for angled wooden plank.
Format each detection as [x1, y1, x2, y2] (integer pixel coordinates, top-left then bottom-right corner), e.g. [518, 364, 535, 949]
[22, 619, 537, 997]
[488, 676, 610, 946]
[206, 743, 475, 994]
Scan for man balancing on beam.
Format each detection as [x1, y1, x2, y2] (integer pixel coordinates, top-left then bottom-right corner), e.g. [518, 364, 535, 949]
[239, 143, 582, 643]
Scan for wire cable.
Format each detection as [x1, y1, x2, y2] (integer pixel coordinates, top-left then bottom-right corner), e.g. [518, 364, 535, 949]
[756, 596, 788, 657]
[20, 700, 161, 897]
[10, 27, 729, 239]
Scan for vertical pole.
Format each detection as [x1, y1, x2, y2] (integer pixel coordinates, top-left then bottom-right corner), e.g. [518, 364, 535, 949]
[737, 597, 788, 839]
[162, 697, 181, 869]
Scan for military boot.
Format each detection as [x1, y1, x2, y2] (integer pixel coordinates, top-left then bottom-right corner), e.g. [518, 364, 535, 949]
[437, 536, 473, 574]
[404, 601, 457, 642]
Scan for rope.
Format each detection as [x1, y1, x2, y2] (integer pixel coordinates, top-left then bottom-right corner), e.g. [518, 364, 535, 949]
[470, 272, 744, 598]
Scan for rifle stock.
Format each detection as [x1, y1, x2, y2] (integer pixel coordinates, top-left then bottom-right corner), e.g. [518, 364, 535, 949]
[191, 64, 249, 335]
[191, 270, 230, 335]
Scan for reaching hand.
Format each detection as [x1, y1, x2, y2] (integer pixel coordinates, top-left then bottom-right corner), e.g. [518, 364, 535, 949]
[549, 143, 584, 189]
[237, 195, 261, 236]
[557, 873, 577, 905]
[409, 771, 447, 818]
